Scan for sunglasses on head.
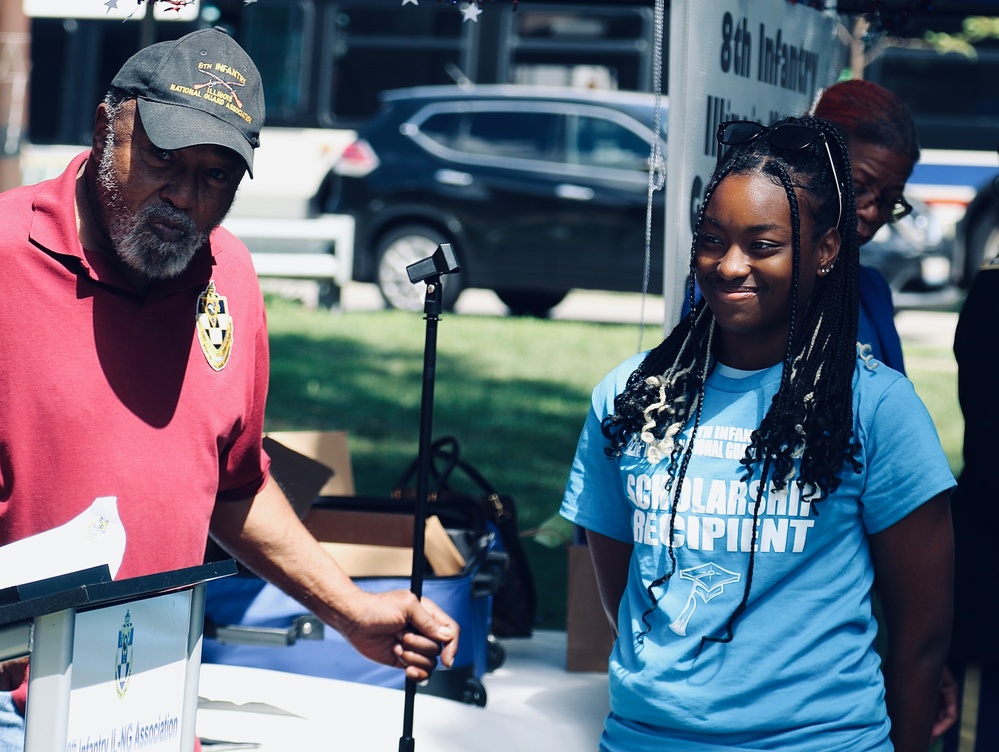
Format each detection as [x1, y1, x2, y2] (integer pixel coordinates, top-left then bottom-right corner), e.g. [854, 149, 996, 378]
[716, 120, 843, 231]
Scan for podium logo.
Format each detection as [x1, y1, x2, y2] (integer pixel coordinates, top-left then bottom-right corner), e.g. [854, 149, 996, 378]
[115, 610, 134, 698]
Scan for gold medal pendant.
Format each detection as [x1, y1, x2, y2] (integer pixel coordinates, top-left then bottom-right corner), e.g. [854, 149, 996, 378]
[196, 280, 233, 371]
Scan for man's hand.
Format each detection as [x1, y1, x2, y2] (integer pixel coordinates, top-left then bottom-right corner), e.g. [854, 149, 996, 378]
[210, 477, 460, 683]
[339, 591, 459, 682]
[0, 657, 28, 691]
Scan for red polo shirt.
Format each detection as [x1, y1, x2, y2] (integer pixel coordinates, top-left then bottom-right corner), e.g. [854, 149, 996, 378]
[0, 151, 271, 581]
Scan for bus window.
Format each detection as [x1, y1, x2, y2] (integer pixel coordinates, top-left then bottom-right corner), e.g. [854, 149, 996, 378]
[319, 4, 465, 125]
[503, 7, 656, 92]
[29, 10, 243, 148]
[514, 10, 650, 41]
[240, 0, 313, 124]
[26, 1, 660, 142]
[873, 47, 999, 151]
[29, 17, 162, 145]
[866, 45, 999, 280]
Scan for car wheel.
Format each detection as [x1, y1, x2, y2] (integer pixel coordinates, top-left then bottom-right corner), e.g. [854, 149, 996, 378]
[966, 209, 999, 283]
[375, 225, 462, 312]
[495, 289, 567, 318]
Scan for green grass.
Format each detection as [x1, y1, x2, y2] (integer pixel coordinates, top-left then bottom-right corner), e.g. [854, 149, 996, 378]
[904, 344, 963, 477]
[263, 295, 643, 629]
[263, 294, 965, 630]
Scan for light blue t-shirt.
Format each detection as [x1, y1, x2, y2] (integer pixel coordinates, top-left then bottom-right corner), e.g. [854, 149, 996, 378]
[561, 354, 955, 752]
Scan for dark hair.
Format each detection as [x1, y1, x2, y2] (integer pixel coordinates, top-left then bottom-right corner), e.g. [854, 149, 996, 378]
[813, 79, 920, 169]
[601, 115, 863, 647]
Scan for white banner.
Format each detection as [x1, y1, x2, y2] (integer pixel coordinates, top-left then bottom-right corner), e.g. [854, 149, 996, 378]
[66, 591, 192, 752]
[23, 0, 200, 22]
[663, 0, 844, 328]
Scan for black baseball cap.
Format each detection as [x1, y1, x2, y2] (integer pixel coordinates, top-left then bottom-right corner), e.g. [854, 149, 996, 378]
[111, 27, 264, 177]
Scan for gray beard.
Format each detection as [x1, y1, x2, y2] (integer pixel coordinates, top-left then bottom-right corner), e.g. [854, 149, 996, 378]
[95, 144, 210, 281]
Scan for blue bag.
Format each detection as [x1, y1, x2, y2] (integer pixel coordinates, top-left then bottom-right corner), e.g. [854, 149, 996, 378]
[202, 493, 507, 706]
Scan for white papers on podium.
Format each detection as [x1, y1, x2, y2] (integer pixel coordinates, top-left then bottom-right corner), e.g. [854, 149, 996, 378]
[0, 496, 126, 590]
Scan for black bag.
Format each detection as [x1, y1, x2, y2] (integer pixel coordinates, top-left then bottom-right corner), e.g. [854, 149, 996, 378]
[393, 436, 537, 638]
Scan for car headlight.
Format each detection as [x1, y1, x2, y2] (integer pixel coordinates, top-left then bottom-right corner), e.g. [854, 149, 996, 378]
[920, 256, 951, 286]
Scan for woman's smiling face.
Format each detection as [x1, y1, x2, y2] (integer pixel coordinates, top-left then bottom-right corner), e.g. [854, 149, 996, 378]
[695, 171, 839, 370]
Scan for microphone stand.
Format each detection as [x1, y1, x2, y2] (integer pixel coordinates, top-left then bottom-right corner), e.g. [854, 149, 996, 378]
[399, 244, 459, 752]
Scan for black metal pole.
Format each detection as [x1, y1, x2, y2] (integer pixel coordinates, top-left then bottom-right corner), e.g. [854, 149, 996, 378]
[399, 276, 443, 752]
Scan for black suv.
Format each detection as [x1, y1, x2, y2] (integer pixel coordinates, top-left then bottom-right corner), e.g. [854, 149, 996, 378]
[325, 85, 667, 315]
[325, 84, 954, 315]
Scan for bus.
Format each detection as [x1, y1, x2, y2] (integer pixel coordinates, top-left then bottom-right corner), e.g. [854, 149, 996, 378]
[866, 43, 999, 284]
[22, 0, 662, 300]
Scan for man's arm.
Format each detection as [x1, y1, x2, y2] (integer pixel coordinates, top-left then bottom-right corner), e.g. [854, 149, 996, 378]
[209, 475, 458, 681]
[870, 492, 954, 752]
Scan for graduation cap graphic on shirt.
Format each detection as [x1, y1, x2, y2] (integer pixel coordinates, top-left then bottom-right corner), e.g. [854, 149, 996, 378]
[669, 562, 742, 636]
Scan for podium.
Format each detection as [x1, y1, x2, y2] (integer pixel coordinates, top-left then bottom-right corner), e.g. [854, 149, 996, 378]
[0, 560, 236, 752]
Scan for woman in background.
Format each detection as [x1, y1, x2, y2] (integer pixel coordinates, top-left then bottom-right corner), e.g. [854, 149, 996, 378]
[812, 78, 920, 373]
[815, 80, 960, 744]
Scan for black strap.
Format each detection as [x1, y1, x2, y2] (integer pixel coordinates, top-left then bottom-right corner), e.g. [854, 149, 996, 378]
[394, 436, 460, 497]
[448, 456, 511, 524]
[393, 436, 535, 637]
[393, 437, 511, 521]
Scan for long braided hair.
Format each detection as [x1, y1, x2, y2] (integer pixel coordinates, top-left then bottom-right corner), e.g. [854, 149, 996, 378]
[601, 115, 863, 646]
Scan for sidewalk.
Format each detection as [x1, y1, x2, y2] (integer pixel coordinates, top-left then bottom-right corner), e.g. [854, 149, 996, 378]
[895, 308, 958, 352]
[339, 282, 960, 337]
[289, 281, 961, 364]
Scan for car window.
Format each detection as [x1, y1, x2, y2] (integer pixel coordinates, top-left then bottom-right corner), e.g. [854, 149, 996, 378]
[569, 114, 650, 171]
[419, 112, 463, 148]
[452, 111, 561, 161]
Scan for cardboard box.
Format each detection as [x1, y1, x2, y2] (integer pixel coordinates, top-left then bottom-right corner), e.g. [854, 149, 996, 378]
[304, 508, 465, 578]
[566, 544, 616, 672]
[265, 429, 355, 497]
[205, 431, 347, 562]
[264, 431, 466, 578]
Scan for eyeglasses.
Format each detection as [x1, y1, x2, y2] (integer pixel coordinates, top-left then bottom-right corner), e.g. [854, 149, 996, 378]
[854, 183, 913, 223]
[716, 120, 843, 231]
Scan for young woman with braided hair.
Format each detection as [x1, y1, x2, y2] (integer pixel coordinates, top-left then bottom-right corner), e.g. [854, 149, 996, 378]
[686, 81, 919, 373]
[561, 115, 954, 752]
